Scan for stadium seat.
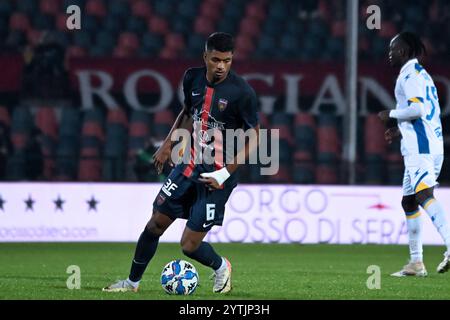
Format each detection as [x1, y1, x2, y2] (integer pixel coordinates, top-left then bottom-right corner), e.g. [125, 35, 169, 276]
[216, 17, 239, 35]
[267, 2, 288, 22]
[16, 0, 35, 15]
[33, 13, 55, 30]
[148, 16, 170, 35]
[9, 13, 31, 32]
[245, 2, 266, 21]
[186, 33, 206, 56]
[109, 0, 131, 19]
[6, 151, 27, 181]
[96, 31, 116, 50]
[78, 147, 102, 181]
[81, 122, 104, 142]
[153, 109, 174, 140]
[127, 16, 148, 35]
[164, 33, 185, 51]
[56, 13, 69, 31]
[316, 163, 338, 185]
[40, 0, 60, 16]
[102, 14, 122, 34]
[261, 19, 284, 37]
[293, 162, 316, 184]
[154, 109, 174, 126]
[107, 108, 128, 127]
[177, 0, 198, 20]
[35, 107, 58, 140]
[103, 110, 128, 182]
[11, 107, 33, 134]
[234, 34, 255, 56]
[199, 1, 221, 21]
[194, 16, 215, 36]
[59, 107, 81, 138]
[83, 107, 105, 124]
[73, 31, 92, 48]
[280, 34, 300, 56]
[80, 14, 99, 33]
[85, 0, 106, 17]
[131, 0, 152, 19]
[118, 32, 140, 52]
[40, 134, 57, 180]
[159, 47, 179, 59]
[153, 0, 173, 18]
[11, 133, 28, 151]
[239, 17, 261, 39]
[294, 113, 316, 163]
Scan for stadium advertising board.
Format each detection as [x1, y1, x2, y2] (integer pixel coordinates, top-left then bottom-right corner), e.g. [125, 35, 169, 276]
[68, 58, 450, 115]
[0, 183, 447, 245]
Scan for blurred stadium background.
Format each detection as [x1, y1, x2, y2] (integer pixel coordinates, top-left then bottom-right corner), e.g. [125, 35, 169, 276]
[0, 0, 448, 185]
[1, 0, 450, 300]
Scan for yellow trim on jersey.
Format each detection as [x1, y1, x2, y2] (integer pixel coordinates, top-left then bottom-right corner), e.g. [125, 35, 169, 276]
[415, 181, 430, 193]
[406, 211, 421, 219]
[423, 198, 436, 210]
[408, 97, 421, 103]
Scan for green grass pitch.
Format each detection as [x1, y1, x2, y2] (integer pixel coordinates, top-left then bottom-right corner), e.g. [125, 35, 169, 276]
[1, 243, 449, 300]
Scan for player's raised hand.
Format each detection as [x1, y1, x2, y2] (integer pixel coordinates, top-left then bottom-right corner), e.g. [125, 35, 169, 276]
[152, 142, 172, 174]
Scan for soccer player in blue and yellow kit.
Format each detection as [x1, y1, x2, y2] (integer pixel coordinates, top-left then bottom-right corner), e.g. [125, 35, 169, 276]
[379, 32, 450, 276]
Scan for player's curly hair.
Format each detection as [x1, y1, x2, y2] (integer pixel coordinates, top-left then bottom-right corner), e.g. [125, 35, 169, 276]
[205, 32, 234, 53]
[398, 31, 427, 59]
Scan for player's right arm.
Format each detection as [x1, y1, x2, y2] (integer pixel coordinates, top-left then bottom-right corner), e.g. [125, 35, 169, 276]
[389, 74, 427, 121]
[153, 69, 194, 174]
[153, 105, 192, 174]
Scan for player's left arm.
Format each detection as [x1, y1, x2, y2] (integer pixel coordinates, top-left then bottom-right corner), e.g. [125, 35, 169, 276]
[200, 89, 259, 189]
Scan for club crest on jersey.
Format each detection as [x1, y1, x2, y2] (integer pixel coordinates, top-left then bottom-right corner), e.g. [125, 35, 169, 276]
[218, 98, 228, 111]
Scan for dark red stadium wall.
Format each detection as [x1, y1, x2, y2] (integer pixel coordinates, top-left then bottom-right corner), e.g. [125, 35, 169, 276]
[1, 56, 450, 116]
[66, 58, 450, 116]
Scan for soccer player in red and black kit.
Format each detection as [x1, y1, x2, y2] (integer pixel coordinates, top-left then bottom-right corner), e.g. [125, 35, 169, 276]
[103, 32, 259, 294]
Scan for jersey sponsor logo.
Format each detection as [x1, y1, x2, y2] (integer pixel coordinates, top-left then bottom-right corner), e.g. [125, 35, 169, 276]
[218, 98, 228, 111]
[192, 109, 225, 130]
[192, 91, 201, 96]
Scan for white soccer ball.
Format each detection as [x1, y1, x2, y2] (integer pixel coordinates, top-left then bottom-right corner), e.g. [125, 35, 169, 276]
[161, 259, 199, 295]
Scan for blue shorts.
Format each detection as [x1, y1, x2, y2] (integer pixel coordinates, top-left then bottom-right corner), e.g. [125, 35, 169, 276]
[153, 166, 236, 232]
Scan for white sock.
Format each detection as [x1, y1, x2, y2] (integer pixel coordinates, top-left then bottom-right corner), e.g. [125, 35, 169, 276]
[216, 258, 227, 273]
[406, 210, 423, 263]
[423, 198, 450, 252]
[126, 278, 140, 288]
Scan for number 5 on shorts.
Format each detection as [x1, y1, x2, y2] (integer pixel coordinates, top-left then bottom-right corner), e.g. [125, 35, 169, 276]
[206, 204, 215, 221]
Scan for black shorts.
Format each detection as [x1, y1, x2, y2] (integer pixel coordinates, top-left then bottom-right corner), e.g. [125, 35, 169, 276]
[153, 166, 236, 232]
